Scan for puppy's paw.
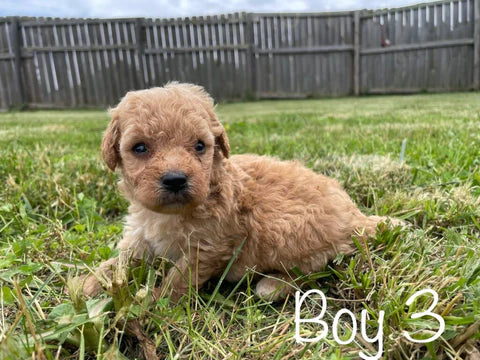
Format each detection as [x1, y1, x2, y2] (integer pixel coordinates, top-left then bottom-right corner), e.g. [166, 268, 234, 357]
[255, 276, 294, 302]
[82, 274, 103, 298]
[80, 257, 119, 297]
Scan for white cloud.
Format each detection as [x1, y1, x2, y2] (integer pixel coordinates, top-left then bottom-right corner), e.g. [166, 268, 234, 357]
[1, 0, 438, 18]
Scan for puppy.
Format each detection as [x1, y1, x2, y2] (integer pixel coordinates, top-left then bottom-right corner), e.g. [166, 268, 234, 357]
[83, 82, 396, 302]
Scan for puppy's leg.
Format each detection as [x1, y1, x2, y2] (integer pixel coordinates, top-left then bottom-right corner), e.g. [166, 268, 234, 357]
[153, 253, 223, 303]
[82, 234, 150, 297]
[255, 274, 297, 302]
[82, 257, 118, 297]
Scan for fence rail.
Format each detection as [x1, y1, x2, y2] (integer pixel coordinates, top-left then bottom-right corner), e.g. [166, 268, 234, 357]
[0, 0, 479, 109]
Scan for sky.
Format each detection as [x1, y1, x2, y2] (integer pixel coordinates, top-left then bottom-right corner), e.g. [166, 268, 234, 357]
[1, 0, 438, 19]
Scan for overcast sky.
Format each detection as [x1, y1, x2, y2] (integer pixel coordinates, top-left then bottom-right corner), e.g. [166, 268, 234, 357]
[1, 0, 438, 18]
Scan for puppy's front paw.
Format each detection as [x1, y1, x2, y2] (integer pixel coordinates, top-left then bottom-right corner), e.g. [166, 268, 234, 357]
[80, 257, 119, 297]
[255, 276, 294, 302]
[82, 274, 103, 297]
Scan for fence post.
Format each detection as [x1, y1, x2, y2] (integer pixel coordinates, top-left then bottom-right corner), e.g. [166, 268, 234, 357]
[11, 17, 26, 108]
[135, 18, 146, 89]
[245, 13, 257, 99]
[474, 0, 480, 90]
[353, 11, 361, 96]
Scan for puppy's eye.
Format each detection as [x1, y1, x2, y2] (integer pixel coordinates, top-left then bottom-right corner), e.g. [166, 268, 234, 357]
[132, 143, 148, 154]
[195, 140, 206, 154]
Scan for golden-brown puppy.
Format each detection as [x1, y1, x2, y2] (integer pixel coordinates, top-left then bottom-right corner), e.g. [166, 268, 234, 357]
[83, 82, 395, 302]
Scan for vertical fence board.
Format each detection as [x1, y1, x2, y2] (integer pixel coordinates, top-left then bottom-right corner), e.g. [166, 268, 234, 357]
[353, 11, 360, 95]
[0, 21, 8, 109]
[9, 18, 25, 107]
[474, 0, 480, 89]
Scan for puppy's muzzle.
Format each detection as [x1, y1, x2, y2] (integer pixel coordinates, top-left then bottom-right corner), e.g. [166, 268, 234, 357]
[161, 172, 188, 193]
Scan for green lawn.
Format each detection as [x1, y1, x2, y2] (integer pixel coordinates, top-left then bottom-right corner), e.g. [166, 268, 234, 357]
[0, 93, 479, 359]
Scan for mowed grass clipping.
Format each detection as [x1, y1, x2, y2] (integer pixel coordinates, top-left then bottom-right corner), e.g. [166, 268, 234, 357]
[0, 92, 479, 359]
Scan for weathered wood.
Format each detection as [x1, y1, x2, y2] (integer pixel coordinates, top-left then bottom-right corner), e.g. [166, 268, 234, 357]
[22, 44, 137, 54]
[474, 0, 480, 89]
[255, 44, 353, 54]
[147, 17, 244, 26]
[134, 18, 146, 89]
[361, 37, 474, 54]
[144, 44, 248, 54]
[22, 24, 38, 104]
[253, 11, 353, 18]
[353, 11, 360, 95]
[366, 86, 452, 94]
[18, 18, 138, 27]
[11, 18, 26, 106]
[0, 1, 479, 109]
[75, 23, 91, 105]
[242, 13, 255, 98]
[0, 53, 15, 60]
[361, 0, 456, 18]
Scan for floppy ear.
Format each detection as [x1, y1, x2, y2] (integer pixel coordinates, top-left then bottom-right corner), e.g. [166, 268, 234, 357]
[211, 116, 230, 159]
[175, 83, 230, 158]
[102, 108, 121, 170]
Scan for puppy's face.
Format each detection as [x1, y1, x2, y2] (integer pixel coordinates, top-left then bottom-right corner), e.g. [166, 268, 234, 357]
[102, 83, 229, 214]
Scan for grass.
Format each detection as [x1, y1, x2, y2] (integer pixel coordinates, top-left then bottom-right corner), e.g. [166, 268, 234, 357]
[0, 92, 479, 359]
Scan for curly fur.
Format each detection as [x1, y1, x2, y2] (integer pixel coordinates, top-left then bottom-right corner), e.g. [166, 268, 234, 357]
[83, 82, 396, 302]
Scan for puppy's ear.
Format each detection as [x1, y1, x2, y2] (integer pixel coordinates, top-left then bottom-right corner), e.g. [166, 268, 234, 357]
[102, 107, 121, 170]
[211, 117, 230, 159]
[177, 83, 230, 158]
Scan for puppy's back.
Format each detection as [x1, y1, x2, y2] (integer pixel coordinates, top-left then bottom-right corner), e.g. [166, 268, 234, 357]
[231, 154, 342, 200]
[227, 154, 368, 274]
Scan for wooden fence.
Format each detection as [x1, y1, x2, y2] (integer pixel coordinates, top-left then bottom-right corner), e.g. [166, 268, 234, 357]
[0, 0, 479, 109]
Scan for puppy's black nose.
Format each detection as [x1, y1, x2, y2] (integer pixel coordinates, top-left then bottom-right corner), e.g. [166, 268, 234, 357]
[161, 172, 188, 193]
